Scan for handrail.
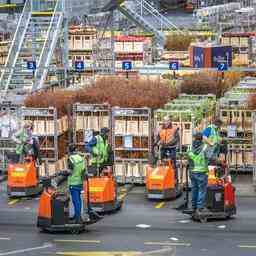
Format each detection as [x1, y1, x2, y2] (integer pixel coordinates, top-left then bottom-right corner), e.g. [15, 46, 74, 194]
[33, 0, 63, 91]
[0, 0, 31, 93]
[130, 0, 183, 33]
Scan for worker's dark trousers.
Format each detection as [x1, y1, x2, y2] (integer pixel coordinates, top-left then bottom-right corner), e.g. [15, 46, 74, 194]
[190, 172, 208, 210]
[160, 147, 177, 177]
[69, 185, 82, 221]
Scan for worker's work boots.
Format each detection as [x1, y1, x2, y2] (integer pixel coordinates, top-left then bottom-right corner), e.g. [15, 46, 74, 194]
[197, 208, 210, 214]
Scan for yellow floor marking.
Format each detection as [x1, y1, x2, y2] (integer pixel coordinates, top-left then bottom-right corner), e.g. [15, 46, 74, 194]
[54, 240, 101, 244]
[0, 4, 17, 9]
[145, 241, 191, 247]
[120, 188, 127, 192]
[32, 11, 53, 15]
[155, 202, 165, 209]
[238, 245, 256, 248]
[8, 199, 20, 205]
[56, 252, 138, 256]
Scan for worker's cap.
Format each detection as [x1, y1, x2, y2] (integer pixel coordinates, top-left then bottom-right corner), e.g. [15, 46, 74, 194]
[68, 144, 76, 153]
[193, 132, 203, 141]
[24, 120, 33, 128]
[163, 115, 171, 122]
[100, 127, 110, 135]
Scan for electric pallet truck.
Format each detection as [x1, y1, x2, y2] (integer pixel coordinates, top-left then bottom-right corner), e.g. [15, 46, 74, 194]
[7, 155, 43, 197]
[193, 163, 236, 223]
[145, 145, 182, 200]
[37, 173, 102, 233]
[181, 161, 236, 223]
[85, 165, 123, 214]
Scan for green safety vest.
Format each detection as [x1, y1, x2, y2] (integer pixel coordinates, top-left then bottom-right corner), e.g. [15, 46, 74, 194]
[68, 154, 86, 186]
[208, 124, 220, 145]
[15, 130, 30, 155]
[187, 145, 208, 173]
[91, 135, 109, 167]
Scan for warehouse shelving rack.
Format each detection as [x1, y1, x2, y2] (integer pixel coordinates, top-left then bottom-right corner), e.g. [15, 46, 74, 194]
[20, 106, 69, 176]
[0, 101, 20, 173]
[218, 85, 255, 173]
[72, 103, 111, 153]
[112, 107, 152, 184]
[252, 112, 256, 188]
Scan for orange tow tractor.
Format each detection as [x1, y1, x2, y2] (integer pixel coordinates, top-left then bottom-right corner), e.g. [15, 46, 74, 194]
[146, 160, 182, 200]
[7, 156, 42, 197]
[84, 167, 122, 213]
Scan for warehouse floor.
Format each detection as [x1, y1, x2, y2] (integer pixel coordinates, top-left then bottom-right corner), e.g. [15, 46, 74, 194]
[0, 181, 256, 256]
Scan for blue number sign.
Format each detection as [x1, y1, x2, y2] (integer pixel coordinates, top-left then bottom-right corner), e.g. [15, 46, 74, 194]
[217, 63, 228, 71]
[169, 61, 179, 71]
[27, 61, 36, 70]
[75, 61, 85, 71]
[122, 61, 132, 71]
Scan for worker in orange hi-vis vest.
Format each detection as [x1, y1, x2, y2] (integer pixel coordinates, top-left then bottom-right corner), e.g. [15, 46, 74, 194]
[156, 116, 180, 176]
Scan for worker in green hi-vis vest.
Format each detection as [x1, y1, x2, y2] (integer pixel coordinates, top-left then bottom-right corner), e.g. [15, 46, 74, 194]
[12, 120, 35, 163]
[202, 119, 222, 163]
[187, 132, 210, 215]
[85, 128, 114, 176]
[67, 144, 86, 224]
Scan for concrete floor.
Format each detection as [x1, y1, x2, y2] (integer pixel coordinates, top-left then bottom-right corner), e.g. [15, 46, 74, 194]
[0, 181, 256, 256]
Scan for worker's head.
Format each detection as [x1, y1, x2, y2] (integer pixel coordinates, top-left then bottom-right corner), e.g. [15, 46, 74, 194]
[68, 144, 76, 154]
[163, 115, 171, 128]
[192, 132, 203, 149]
[213, 119, 222, 129]
[24, 120, 33, 130]
[193, 132, 203, 142]
[100, 127, 110, 140]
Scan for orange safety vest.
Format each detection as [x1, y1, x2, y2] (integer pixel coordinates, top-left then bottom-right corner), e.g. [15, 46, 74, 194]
[159, 127, 177, 145]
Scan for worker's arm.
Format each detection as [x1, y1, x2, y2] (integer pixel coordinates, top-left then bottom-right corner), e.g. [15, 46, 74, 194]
[202, 127, 214, 146]
[11, 129, 22, 144]
[85, 136, 97, 155]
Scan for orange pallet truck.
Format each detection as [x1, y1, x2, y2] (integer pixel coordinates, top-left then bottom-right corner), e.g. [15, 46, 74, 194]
[7, 156, 42, 197]
[84, 166, 123, 213]
[37, 173, 102, 233]
[146, 144, 182, 200]
[193, 164, 236, 223]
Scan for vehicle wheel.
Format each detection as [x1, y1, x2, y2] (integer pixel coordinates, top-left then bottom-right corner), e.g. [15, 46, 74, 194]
[71, 229, 80, 235]
[200, 217, 207, 223]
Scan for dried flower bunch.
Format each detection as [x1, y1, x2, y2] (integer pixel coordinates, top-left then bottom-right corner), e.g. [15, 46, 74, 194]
[25, 76, 177, 116]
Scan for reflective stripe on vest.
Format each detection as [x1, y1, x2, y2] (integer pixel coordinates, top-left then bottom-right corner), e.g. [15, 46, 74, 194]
[188, 145, 208, 173]
[160, 127, 177, 144]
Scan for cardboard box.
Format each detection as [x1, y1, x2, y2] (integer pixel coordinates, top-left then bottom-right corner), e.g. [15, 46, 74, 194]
[139, 121, 149, 136]
[99, 115, 109, 129]
[115, 120, 126, 135]
[88, 116, 99, 130]
[76, 116, 84, 130]
[127, 120, 139, 135]
[46, 120, 55, 134]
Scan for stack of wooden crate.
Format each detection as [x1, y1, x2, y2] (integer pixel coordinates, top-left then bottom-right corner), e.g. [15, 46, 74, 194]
[21, 107, 70, 177]
[112, 107, 152, 184]
[72, 103, 111, 152]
